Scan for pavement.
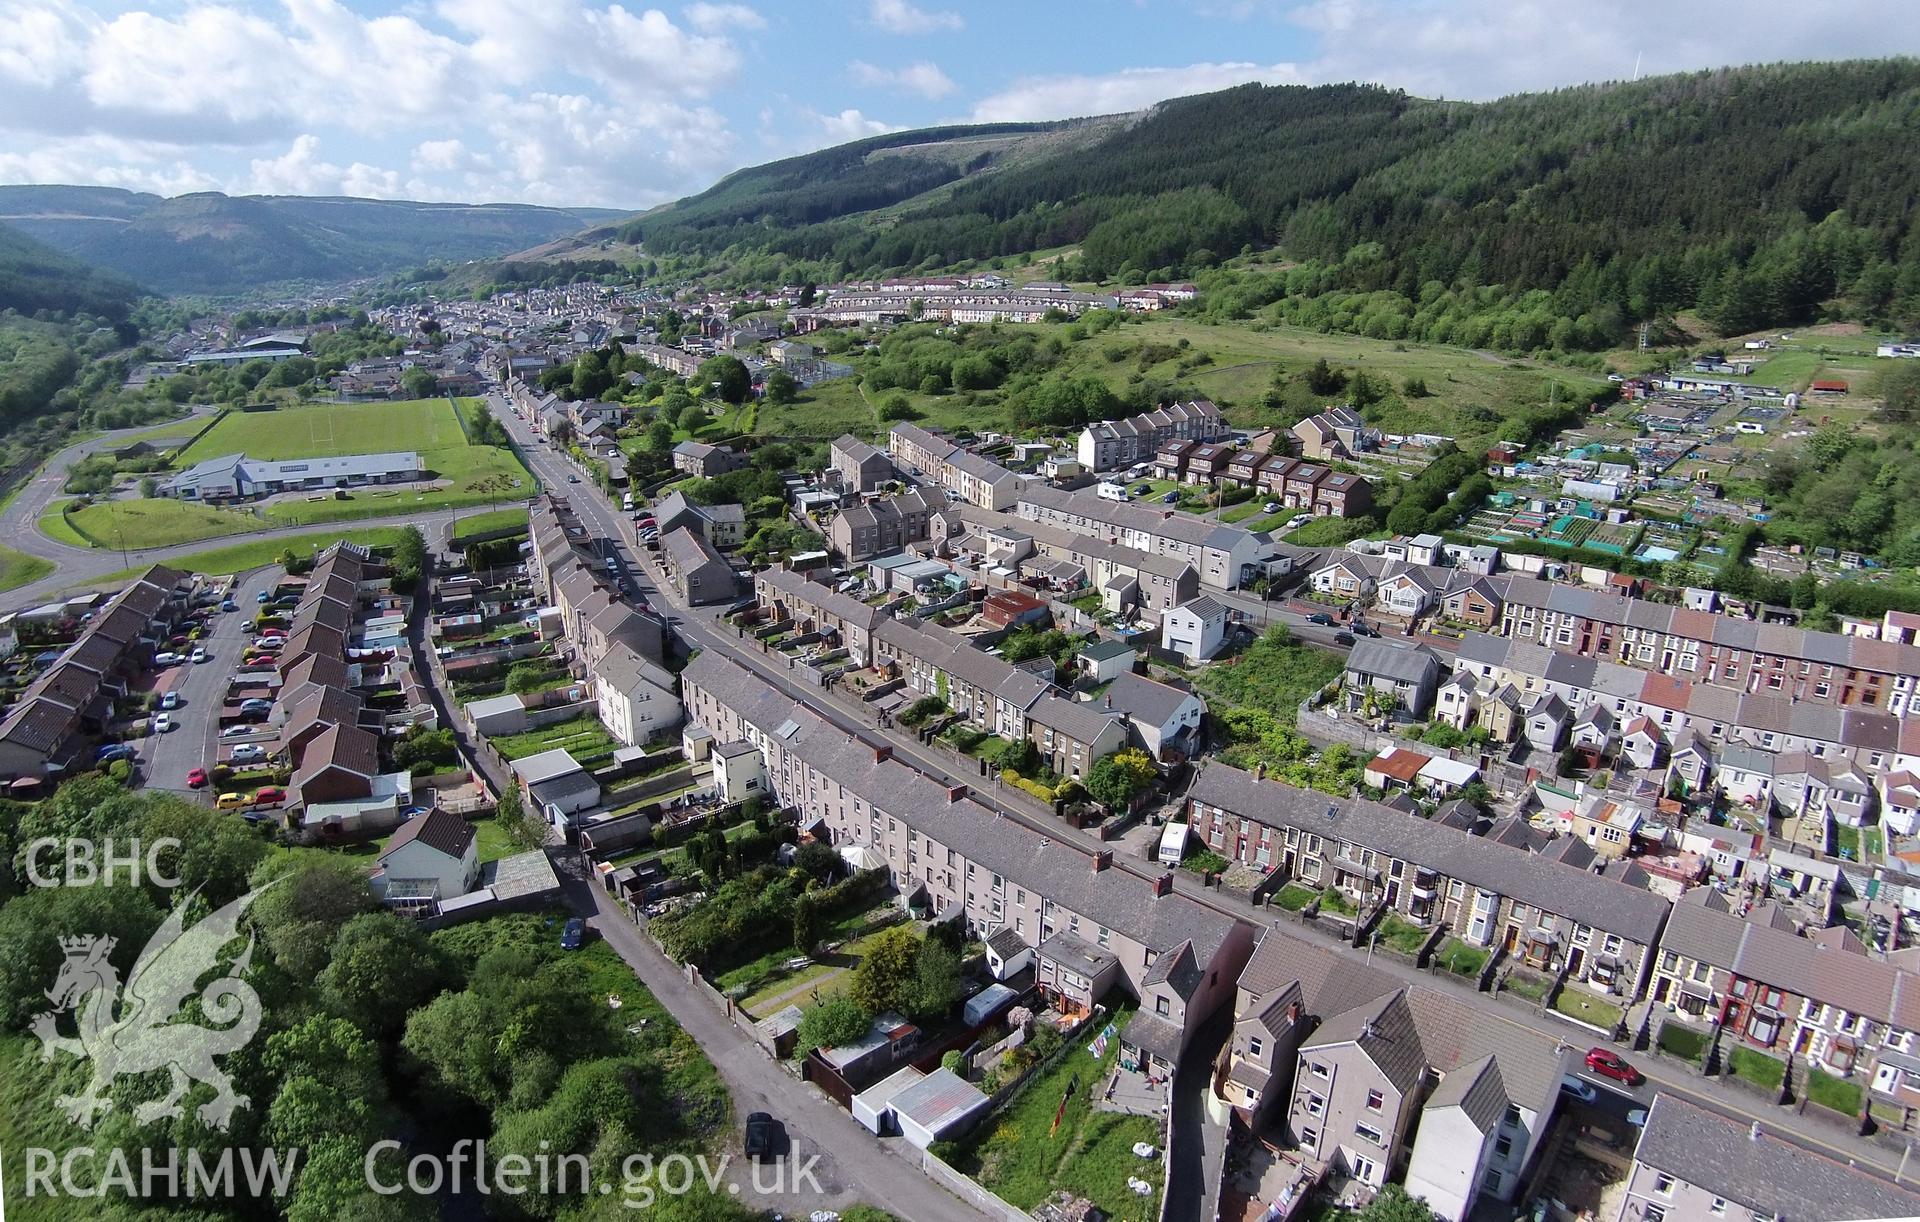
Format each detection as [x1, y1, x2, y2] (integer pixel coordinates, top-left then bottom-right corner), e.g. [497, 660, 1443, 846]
[481, 392, 1920, 1198]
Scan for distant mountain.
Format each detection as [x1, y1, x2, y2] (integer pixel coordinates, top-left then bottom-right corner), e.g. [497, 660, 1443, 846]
[594, 60, 1920, 336]
[0, 186, 628, 296]
[0, 219, 140, 319]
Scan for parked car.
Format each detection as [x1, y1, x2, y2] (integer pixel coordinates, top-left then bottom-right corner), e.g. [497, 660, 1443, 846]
[1584, 1048, 1642, 1086]
[1352, 623, 1380, 638]
[1286, 514, 1311, 531]
[152, 652, 183, 667]
[743, 1112, 779, 1163]
[1333, 632, 1356, 647]
[220, 724, 258, 739]
[260, 627, 286, 639]
[159, 691, 180, 711]
[1263, 501, 1282, 514]
[560, 918, 586, 950]
[251, 786, 287, 809]
[1305, 612, 1335, 626]
[229, 744, 267, 764]
[1562, 1077, 1599, 1104]
[251, 638, 283, 652]
[186, 767, 208, 789]
[1160, 491, 1179, 504]
[220, 598, 237, 612]
[190, 646, 208, 664]
[152, 712, 175, 733]
[95, 743, 135, 764]
[239, 698, 273, 713]
[256, 591, 270, 604]
[216, 792, 248, 812]
[1134, 483, 1152, 495]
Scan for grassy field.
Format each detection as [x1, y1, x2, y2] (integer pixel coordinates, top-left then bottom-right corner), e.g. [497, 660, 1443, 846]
[168, 398, 535, 528]
[177, 398, 471, 462]
[944, 1008, 1164, 1221]
[65, 497, 260, 549]
[450, 506, 533, 546]
[35, 499, 92, 548]
[91, 526, 413, 583]
[0, 544, 53, 592]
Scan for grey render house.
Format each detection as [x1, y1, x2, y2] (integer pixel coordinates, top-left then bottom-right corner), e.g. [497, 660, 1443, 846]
[831, 433, 895, 493]
[1344, 639, 1442, 718]
[660, 527, 739, 606]
[1616, 1094, 1920, 1222]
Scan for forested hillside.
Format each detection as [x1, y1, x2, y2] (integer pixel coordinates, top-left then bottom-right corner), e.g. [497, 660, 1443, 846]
[0, 222, 139, 319]
[627, 61, 1920, 344]
[0, 187, 627, 295]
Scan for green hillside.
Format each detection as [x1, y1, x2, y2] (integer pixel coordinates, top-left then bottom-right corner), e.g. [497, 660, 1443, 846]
[618, 60, 1920, 342]
[0, 221, 140, 319]
[0, 186, 628, 295]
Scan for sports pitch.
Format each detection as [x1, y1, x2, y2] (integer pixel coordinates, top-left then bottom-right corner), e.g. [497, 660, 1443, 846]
[175, 398, 471, 463]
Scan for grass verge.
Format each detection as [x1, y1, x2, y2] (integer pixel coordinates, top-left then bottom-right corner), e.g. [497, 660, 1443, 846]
[0, 545, 54, 593]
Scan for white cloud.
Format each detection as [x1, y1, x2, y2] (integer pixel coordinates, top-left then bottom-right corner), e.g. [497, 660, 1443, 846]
[0, 134, 222, 196]
[809, 108, 902, 142]
[970, 61, 1306, 121]
[685, 2, 764, 32]
[867, 0, 961, 35]
[848, 58, 955, 99]
[243, 134, 408, 198]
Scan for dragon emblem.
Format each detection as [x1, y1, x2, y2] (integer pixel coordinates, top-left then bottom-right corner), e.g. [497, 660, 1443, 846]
[31, 885, 272, 1130]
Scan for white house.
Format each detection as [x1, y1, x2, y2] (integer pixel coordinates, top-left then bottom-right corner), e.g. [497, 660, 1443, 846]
[1163, 595, 1231, 664]
[1105, 670, 1206, 761]
[711, 740, 768, 803]
[372, 809, 480, 911]
[594, 643, 681, 747]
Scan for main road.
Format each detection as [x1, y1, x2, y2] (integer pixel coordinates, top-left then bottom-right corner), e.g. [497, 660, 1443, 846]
[482, 390, 1920, 1188]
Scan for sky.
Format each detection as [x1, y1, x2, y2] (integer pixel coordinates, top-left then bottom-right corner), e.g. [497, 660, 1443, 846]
[0, 0, 1916, 213]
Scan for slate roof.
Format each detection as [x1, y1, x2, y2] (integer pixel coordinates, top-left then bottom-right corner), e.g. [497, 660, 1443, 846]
[1632, 1094, 1920, 1221]
[1308, 990, 1427, 1093]
[1191, 764, 1671, 945]
[1106, 670, 1199, 727]
[1424, 1054, 1507, 1135]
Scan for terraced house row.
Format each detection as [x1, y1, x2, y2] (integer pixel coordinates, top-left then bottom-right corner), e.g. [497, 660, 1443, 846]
[679, 649, 1255, 1076]
[1186, 763, 1673, 1003]
[1446, 631, 1920, 832]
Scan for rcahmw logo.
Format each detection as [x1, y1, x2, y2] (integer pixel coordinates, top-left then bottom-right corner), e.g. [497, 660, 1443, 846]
[23, 1146, 299, 1201]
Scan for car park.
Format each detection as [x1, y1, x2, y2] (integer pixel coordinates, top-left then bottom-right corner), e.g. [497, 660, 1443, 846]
[1584, 1048, 1643, 1086]
[152, 712, 175, 733]
[186, 768, 208, 789]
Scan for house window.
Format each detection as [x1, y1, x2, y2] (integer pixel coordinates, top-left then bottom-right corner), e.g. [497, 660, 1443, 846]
[1309, 1061, 1330, 1079]
[1709, 1199, 1727, 1216]
[1304, 1093, 1325, 1117]
[1155, 996, 1170, 1017]
[1355, 1123, 1385, 1146]
[1496, 1135, 1514, 1160]
[1249, 1037, 1263, 1059]
[1365, 1089, 1384, 1112]
[1654, 1173, 1676, 1196]
[1299, 1127, 1319, 1149]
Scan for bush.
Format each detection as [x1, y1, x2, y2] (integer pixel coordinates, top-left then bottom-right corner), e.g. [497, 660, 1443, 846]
[795, 994, 871, 1060]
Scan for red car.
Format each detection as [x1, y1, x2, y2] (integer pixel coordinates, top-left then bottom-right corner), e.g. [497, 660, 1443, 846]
[186, 767, 208, 789]
[1584, 1047, 1642, 1086]
[252, 786, 287, 808]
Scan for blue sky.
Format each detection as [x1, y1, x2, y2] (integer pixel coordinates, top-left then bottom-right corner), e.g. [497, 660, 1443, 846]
[0, 0, 1915, 211]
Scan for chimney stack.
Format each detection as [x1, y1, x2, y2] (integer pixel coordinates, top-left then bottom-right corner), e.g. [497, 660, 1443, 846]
[1093, 849, 1113, 872]
[945, 784, 968, 803]
[872, 744, 892, 763]
[1287, 1001, 1302, 1024]
[1153, 871, 1174, 897]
